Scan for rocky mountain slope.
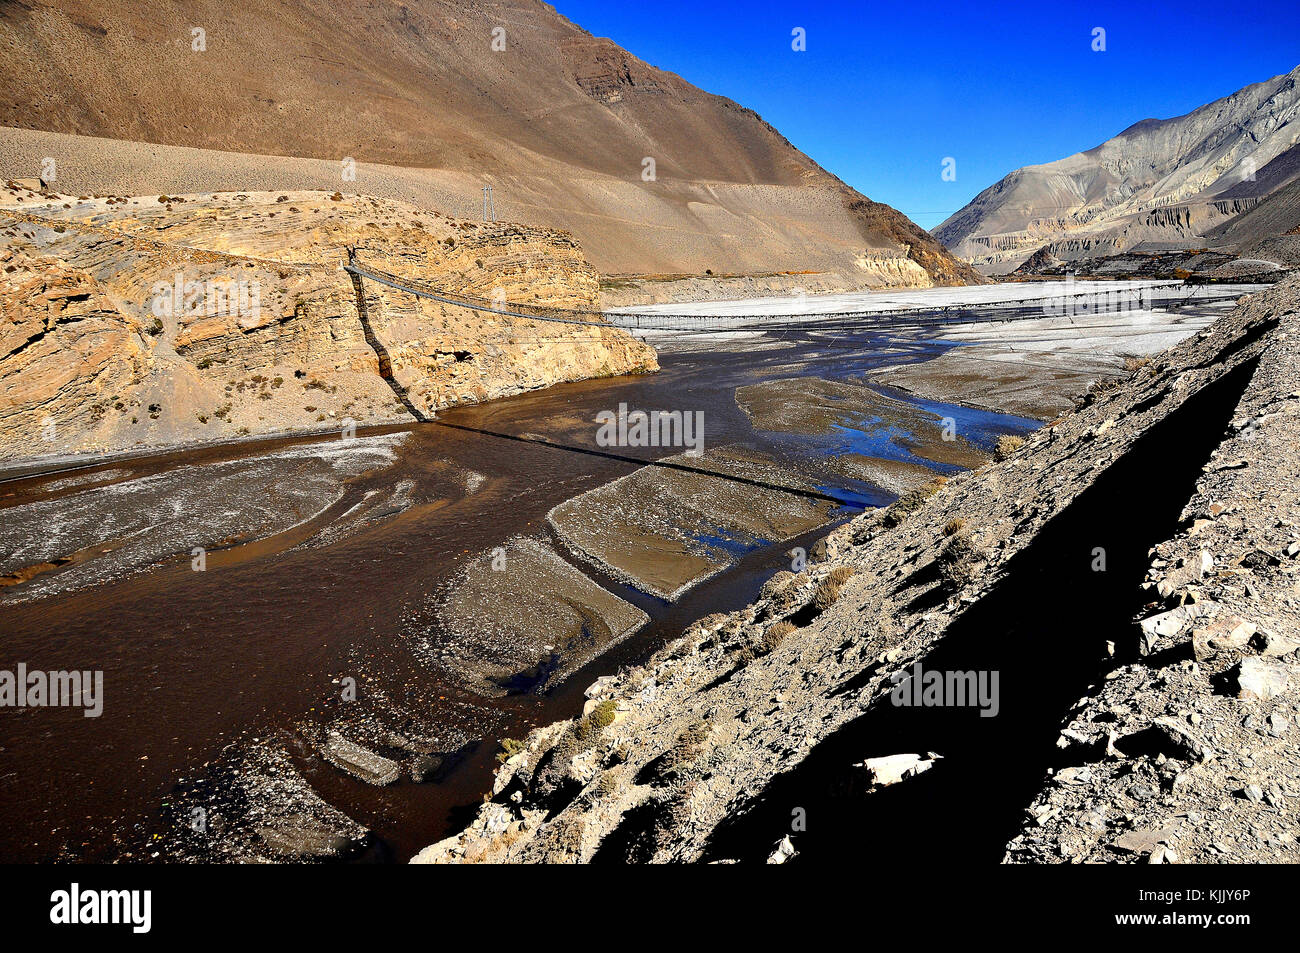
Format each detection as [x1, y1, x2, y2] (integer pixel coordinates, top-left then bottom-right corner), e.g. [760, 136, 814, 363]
[413, 277, 1300, 863]
[0, 0, 978, 289]
[936, 66, 1300, 274]
[1205, 172, 1300, 269]
[0, 181, 655, 462]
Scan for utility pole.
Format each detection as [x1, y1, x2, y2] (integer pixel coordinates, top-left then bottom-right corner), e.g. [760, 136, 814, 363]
[482, 185, 496, 222]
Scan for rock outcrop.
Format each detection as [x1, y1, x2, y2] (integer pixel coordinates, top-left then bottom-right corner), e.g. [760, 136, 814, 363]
[413, 276, 1300, 864]
[0, 185, 656, 462]
[1005, 294, 1300, 863]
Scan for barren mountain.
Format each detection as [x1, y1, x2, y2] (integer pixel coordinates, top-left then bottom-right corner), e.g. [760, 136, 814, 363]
[0, 0, 978, 288]
[936, 66, 1300, 274]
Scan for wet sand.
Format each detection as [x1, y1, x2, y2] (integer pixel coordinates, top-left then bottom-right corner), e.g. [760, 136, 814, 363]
[549, 446, 835, 599]
[870, 302, 1234, 420]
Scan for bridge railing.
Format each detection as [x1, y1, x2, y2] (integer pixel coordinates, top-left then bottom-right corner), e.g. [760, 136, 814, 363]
[343, 259, 1255, 334]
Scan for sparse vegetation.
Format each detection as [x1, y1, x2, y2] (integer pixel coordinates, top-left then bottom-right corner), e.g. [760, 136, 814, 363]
[937, 531, 982, 590]
[761, 620, 797, 654]
[594, 773, 619, 799]
[943, 517, 967, 536]
[573, 699, 618, 744]
[883, 478, 946, 527]
[663, 719, 711, 774]
[994, 434, 1024, 461]
[588, 699, 617, 731]
[759, 571, 796, 601]
[496, 737, 526, 764]
[811, 566, 856, 611]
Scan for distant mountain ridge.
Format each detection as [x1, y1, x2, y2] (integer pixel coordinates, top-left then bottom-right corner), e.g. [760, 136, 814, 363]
[936, 65, 1300, 273]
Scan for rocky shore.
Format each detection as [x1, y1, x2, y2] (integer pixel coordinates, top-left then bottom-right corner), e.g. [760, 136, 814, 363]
[413, 277, 1300, 863]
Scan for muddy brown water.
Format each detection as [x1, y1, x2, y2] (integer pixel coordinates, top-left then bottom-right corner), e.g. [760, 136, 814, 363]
[0, 325, 1040, 862]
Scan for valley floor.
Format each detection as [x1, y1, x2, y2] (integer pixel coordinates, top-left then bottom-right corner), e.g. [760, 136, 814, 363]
[416, 277, 1300, 864]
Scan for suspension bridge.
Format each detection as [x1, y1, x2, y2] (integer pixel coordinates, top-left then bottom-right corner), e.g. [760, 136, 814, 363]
[342, 256, 1260, 336]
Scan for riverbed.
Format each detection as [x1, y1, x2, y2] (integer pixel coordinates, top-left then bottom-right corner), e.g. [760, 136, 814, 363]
[0, 297, 1208, 862]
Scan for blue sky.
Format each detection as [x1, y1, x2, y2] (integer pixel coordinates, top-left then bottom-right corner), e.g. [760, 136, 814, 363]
[552, 0, 1300, 230]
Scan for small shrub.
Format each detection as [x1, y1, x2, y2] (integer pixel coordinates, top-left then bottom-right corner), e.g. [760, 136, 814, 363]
[883, 478, 945, 528]
[993, 435, 1024, 462]
[811, 580, 841, 611]
[759, 572, 807, 620]
[669, 720, 710, 768]
[588, 699, 617, 731]
[943, 517, 967, 537]
[1123, 356, 1151, 372]
[937, 532, 981, 590]
[808, 566, 856, 611]
[573, 699, 617, 745]
[1087, 376, 1123, 399]
[594, 773, 619, 799]
[496, 737, 526, 764]
[827, 566, 856, 586]
[761, 620, 797, 654]
[759, 572, 795, 601]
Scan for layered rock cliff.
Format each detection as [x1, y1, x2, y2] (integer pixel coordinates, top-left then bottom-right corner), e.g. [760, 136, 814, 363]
[0, 183, 656, 462]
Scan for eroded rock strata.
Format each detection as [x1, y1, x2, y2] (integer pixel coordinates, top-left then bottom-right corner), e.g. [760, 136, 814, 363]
[0, 184, 656, 462]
